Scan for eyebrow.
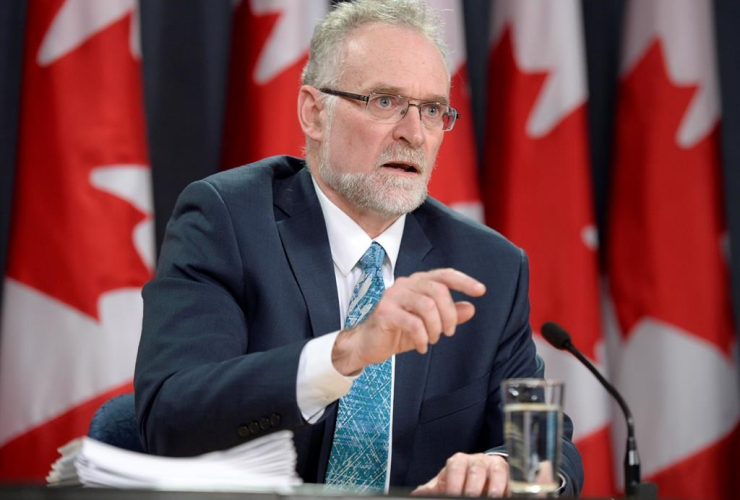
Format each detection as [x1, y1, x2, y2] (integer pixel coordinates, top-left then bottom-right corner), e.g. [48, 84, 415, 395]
[367, 85, 450, 105]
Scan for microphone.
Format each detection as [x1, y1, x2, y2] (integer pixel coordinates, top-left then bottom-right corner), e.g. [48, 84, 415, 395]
[540, 322, 656, 499]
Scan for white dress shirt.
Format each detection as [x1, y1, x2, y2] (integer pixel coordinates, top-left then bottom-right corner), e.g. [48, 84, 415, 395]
[294, 178, 405, 489]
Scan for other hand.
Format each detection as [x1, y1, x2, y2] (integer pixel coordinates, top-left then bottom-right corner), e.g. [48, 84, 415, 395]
[412, 453, 509, 498]
[332, 268, 485, 375]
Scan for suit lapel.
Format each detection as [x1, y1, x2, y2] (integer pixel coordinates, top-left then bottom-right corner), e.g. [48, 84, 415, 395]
[275, 168, 342, 483]
[391, 211, 435, 486]
[277, 177, 437, 485]
[275, 169, 341, 337]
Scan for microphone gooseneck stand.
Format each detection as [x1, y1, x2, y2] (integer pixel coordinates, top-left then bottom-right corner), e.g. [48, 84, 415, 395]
[540, 322, 657, 499]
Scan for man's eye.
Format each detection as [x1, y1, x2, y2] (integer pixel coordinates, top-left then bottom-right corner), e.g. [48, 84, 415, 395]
[373, 95, 398, 110]
[424, 104, 442, 117]
[376, 96, 394, 108]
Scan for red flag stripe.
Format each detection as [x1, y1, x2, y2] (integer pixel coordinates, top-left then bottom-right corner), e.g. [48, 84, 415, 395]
[0, 0, 151, 480]
[424, 0, 482, 220]
[221, 1, 327, 169]
[608, 2, 739, 498]
[0, 382, 133, 482]
[484, 2, 614, 495]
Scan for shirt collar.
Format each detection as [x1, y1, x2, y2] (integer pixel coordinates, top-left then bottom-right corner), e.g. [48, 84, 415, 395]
[312, 177, 405, 277]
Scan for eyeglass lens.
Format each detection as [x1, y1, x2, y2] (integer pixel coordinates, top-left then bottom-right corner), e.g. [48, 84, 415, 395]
[367, 94, 455, 131]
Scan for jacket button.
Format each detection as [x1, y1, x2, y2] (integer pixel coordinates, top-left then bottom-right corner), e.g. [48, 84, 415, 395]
[248, 421, 261, 435]
[270, 413, 282, 427]
[237, 425, 249, 438]
[259, 417, 270, 430]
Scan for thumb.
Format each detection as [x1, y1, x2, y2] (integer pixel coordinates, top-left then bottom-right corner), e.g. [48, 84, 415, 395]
[455, 301, 476, 325]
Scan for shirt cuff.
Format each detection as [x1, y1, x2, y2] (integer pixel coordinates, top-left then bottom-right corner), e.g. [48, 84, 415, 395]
[556, 473, 567, 496]
[296, 331, 360, 423]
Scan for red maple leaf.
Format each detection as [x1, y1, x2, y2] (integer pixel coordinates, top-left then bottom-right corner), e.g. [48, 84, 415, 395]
[427, 67, 481, 208]
[484, 28, 602, 361]
[221, 3, 308, 169]
[6, 0, 151, 320]
[608, 40, 733, 357]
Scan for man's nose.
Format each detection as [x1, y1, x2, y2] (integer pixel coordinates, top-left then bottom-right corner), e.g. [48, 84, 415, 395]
[392, 104, 426, 147]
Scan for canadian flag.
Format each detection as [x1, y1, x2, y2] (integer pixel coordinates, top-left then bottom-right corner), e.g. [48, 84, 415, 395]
[0, 0, 153, 480]
[483, 0, 614, 496]
[423, 0, 482, 221]
[221, 0, 328, 169]
[608, 1, 739, 498]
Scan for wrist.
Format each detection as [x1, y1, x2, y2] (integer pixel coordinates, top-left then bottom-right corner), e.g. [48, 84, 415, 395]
[331, 328, 365, 376]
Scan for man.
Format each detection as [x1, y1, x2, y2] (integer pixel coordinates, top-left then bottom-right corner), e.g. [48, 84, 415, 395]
[134, 0, 583, 497]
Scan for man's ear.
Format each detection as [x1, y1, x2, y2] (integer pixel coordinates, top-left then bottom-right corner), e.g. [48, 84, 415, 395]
[298, 85, 326, 142]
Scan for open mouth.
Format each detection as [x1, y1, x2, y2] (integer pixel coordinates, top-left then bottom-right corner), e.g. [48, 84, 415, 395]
[381, 162, 420, 174]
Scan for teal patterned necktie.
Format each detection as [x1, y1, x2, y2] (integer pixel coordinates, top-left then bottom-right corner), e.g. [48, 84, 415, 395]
[325, 242, 391, 492]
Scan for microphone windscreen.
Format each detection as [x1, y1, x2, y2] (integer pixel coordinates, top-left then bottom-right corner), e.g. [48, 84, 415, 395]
[541, 322, 572, 350]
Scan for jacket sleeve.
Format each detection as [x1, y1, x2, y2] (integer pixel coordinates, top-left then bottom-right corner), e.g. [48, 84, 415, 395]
[134, 179, 310, 457]
[484, 250, 584, 496]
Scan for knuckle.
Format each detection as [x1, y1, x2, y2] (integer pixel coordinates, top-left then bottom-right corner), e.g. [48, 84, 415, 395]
[469, 462, 486, 474]
[447, 461, 465, 471]
[420, 296, 436, 312]
[408, 315, 425, 333]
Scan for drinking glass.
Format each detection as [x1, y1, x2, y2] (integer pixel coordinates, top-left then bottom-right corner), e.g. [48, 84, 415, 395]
[502, 379, 563, 497]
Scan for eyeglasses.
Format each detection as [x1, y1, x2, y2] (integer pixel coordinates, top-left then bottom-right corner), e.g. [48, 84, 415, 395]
[319, 88, 460, 132]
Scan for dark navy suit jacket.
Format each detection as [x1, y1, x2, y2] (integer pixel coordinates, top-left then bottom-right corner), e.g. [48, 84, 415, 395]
[134, 156, 583, 494]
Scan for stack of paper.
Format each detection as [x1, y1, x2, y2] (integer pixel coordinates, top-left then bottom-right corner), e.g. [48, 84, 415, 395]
[47, 430, 302, 491]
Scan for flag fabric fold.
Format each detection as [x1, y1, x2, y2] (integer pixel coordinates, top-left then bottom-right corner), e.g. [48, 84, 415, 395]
[0, 0, 153, 480]
[483, 0, 615, 496]
[221, 0, 328, 170]
[3, 2, 739, 496]
[423, 0, 482, 221]
[608, 1, 739, 498]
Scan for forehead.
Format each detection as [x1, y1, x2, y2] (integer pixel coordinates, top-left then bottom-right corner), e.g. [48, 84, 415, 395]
[339, 23, 450, 100]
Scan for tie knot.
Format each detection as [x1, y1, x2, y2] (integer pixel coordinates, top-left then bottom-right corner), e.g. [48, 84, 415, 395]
[357, 242, 385, 272]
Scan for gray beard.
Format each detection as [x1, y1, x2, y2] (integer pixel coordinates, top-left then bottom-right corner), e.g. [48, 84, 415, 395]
[316, 132, 431, 218]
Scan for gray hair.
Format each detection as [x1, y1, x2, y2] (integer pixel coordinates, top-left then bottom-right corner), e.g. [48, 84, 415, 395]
[301, 0, 450, 90]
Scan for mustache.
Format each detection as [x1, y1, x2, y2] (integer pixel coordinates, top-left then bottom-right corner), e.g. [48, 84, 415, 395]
[374, 145, 428, 173]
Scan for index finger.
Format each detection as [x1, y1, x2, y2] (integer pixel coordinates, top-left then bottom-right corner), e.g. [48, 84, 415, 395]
[424, 268, 486, 298]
